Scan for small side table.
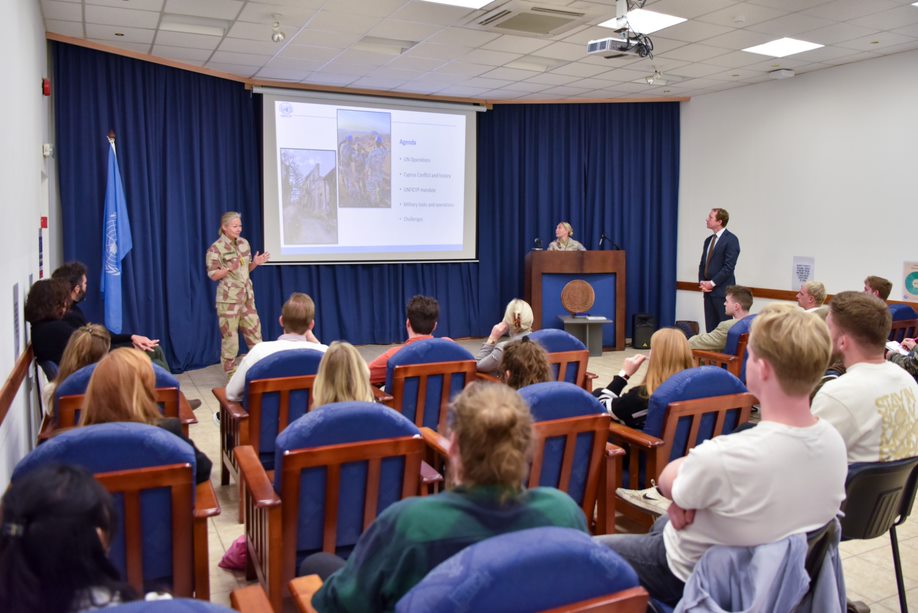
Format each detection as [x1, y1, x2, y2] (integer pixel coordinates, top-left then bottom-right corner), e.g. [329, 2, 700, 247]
[559, 317, 614, 357]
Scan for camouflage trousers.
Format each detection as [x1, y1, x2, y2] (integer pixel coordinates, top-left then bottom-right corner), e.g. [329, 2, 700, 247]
[216, 299, 262, 375]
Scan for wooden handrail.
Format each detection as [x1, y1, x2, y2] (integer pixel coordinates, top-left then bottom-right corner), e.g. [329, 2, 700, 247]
[677, 281, 917, 307]
[0, 346, 33, 430]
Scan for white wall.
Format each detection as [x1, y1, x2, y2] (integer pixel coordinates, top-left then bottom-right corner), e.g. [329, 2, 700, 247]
[0, 1, 50, 486]
[676, 50, 918, 323]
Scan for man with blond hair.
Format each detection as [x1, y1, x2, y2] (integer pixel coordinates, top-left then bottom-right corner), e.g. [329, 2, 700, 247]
[688, 285, 753, 352]
[812, 291, 918, 462]
[595, 304, 847, 606]
[796, 281, 826, 312]
[225, 292, 327, 401]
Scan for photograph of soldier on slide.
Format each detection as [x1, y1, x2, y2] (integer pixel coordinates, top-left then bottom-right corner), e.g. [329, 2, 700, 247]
[337, 109, 391, 208]
[279, 148, 338, 245]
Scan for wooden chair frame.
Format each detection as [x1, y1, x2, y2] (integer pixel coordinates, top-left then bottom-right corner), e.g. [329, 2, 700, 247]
[385, 359, 477, 430]
[231, 584, 274, 613]
[41, 387, 197, 441]
[609, 392, 755, 522]
[889, 318, 918, 343]
[94, 463, 220, 600]
[420, 414, 624, 535]
[692, 333, 749, 380]
[236, 436, 424, 611]
[545, 349, 598, 392]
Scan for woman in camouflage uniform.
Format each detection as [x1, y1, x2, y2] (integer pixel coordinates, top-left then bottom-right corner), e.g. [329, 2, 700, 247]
[206, 212, 270, 374]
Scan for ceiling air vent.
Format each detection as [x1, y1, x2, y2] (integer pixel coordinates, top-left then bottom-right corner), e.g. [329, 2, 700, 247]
[466, 1, 602, 37]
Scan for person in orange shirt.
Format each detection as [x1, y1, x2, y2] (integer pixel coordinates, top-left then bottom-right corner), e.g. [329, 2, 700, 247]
[367, 295, 452, 386]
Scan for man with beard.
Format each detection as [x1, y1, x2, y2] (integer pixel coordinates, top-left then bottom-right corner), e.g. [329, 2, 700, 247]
[811, 291, 918, 462]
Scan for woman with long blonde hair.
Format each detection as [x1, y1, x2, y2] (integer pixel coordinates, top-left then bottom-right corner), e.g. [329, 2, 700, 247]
[593, 328, 694, 428]
[81, 348, 212, 483]
[42, 324, 111, 412]
[312, 341, 374, 408]
[475, 298, 535, 376]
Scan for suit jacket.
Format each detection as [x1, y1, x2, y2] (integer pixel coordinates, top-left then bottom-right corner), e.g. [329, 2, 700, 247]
[698, 229, 740, 294]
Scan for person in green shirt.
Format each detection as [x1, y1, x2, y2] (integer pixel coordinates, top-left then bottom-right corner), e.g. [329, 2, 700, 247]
[306, 382, 589, 613]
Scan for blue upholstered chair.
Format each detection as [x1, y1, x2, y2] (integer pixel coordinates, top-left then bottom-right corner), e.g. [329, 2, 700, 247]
[13, 423, 221, 599]
[888, 305, 918, 342]
[889, 304, 918, 321]
[528, 328, 597, 391]
[213, 348, 324, 488]
[692, 313, 757, 383]
[392, 527, 647, 613]
[609, 367, 755, 496]
[104, 600, 238, 612]
[45, 361, 194, 437]
[235, 402, 425, 611]
[384, 338, 476, 431]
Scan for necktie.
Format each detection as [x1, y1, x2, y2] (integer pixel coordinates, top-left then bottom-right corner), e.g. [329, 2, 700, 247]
[704, 235, 717, 278]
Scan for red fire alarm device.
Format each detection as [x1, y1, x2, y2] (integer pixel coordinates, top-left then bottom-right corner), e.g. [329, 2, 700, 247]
[42, 78, 51, 97]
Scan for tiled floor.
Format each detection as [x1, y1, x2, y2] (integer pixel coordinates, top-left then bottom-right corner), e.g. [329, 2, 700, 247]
[177, 339, 917, 610]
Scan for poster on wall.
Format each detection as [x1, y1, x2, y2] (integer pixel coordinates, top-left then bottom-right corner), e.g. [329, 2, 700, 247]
[792, 256, 815, 289]
[903, 262, 918, 302]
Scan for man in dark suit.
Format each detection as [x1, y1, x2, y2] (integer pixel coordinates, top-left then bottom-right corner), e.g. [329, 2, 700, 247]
[698, 208, 740, 332]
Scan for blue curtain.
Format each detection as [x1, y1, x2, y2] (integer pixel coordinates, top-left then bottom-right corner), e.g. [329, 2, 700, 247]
[53, 43, 678, 372]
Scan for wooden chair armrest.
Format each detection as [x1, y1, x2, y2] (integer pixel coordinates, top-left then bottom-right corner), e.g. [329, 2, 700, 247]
[608, 423, 664, 449]
[420, 460, 443, 485]
[605, 442, 626, 458]
[474, 372, 500, 383]
[213, 387, 248, 420]
[691, 349, 734, 363]
[586, 371, 599, 381]
[235, 446, 281, 508]
[289, 575, 323, 613]
[231, 584, 274, 612]
[194, 481, 222, 519]
[420, 427, 449, 459]
[371, 386, 393, 404]
[178, 392, 198, 425]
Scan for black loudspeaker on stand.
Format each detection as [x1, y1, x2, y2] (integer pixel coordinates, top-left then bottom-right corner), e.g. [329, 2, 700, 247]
[632, 313, 656, 349]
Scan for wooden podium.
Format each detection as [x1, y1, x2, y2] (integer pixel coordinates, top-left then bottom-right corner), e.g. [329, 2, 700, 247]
[524, 251, 626, 351]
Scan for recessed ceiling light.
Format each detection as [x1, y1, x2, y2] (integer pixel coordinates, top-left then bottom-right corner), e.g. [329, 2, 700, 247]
[114, 32, 125, 37]
[420, 0, 493, 8]
[160, 14, 227, 37]
[743, 37, 823, 58]
[913, 2, 918, 6]
[612, 8, 686, 34]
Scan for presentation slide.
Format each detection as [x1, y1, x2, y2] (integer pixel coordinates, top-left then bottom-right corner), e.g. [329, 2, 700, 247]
[260, 90, 479, 263]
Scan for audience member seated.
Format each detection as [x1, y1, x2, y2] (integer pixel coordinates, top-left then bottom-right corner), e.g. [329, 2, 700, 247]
[499, 336, 552, 389]
[312, 341, 374, 408]
[796, 280, 827, 313]
[52, 262, 166, 370]
[688, 285, 753, 352]
[24, 278, 78, 364]
[41, 324, 111, 412]
[225, 292, 327, 401]
[368, 295, 452, 386]
[0, 464, 138, 612]
[886, 337, 918, 380]
[864, 275, 892, 301]
[475, 298, 534, 376]
[302, 383, 588, 611]
[595, 304, 847, 607]
[594, 328, 694, 429]
[812, 291, 918, 462]
[81, 348, 212, 484]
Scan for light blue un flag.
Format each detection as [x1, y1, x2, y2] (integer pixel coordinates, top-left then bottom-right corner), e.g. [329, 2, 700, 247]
[101, 140, 132, 333]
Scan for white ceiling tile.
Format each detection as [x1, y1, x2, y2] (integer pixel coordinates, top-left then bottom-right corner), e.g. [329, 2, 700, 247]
[650, 57, 690, 71]
[236, 3, 317, 24]
[800, 23, 877, 45]
[701, 29, 777, 50]
[658, 42, 728, 62]
[791, 44, 868, 62]
[311, 61, 368, 76]
[703, 49, 775, 67]
[482, 34, 553, 54]
[494, 79, 552, 92]
[816, 50, 880, 66]
[45, 19, 85, 37]
[85, 5, 160, 28]
[291, 29, 363, 48]
[392, 1, 474, 25]
[260, 57, 328, 73]
[332, 49, 393, 67]
[643, 0, 740, 20]
[385, 55, 446, 72]
[705, 67, 766, 80]
[151, 44, 214, 62]
[849, 6, 918, 30]
[303, 72, 359, 86]
[870, 39, 918, 55]
[570, 76, 628, 89]
[696, 2, 785, 28]
[308, 10, 379, 34]
[278, 44, 342, 62]
[536, 85, 594, 97]
[562, 25, 620, 46]
[204, 61, 259, 76]
[640, 36, 688, 54]
[463, 48, 522, 66]
[594, 67, 648, 82]
[218, 37, 281, 55]
[328, 0, 405, 17]
[745, 0, 833, 10]
[481, 66, 543, 80]
[210, 50, 271, 67]
[460, 76, 515, 89]
[88, 39, 152, 54]
[654, 20, 733, 43]
[434, 86, 491, 97]
[164, 0, 243, 20]
[154, 30, 222, 50]
[42, 0, 82, 22]
[349, 76, 405, 90]
[669, 62, 732, 78]
[802, 0, 899, 21]
[891, 22, 918, 38]
[426, 27, 501, 47]
[526, 72, 581, 85]
[403, 42, 471, 60]
[367, 19, 444, 41]
[435, 61, 490, 77]
[836, 31, 916, 51]
[87, 0, 164, 10]
[549, 62, 610, 77]
[535, 41, 588, 61]
[86, 23, 156, 44]
[745, 13, 836, 36]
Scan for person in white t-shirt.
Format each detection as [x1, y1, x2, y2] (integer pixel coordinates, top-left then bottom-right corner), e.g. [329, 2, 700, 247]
[811, 291, 918, 462]
[225, 292, 328, 401]
[595, 304, 848, 607]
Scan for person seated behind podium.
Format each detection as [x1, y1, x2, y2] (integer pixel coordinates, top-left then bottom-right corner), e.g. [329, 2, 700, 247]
[547, 221, 586, 251]
[0, 464, 138, 613]
[688, 285, 753, 352]
[80, 348, 212, 485]
[226, 292, 328, 402]
[499, 337, 552, 389]
[475, 298, 534, 376]
[304, 383, 588, 612]
[367, 295, 453, 387]
[312, 342, 375, 408]
[594, 304, 847, 607]
[42, 324, 111, 413]
[593, 328, 694, 429]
